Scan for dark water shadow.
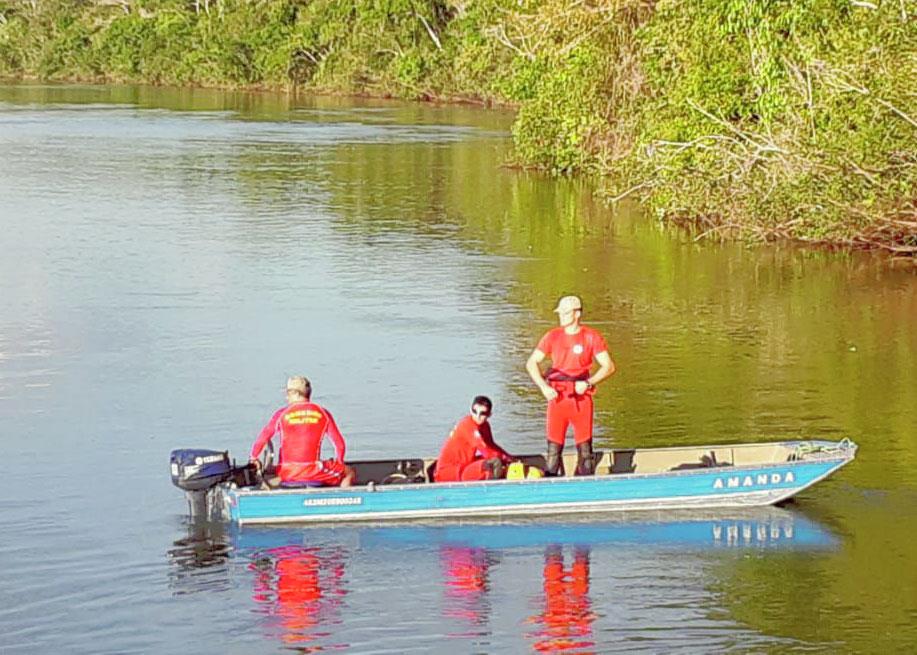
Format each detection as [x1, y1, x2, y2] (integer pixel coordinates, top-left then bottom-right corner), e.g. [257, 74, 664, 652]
[166, 518, 234, 595]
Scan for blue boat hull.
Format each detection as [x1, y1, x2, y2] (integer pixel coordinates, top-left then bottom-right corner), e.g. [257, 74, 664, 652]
[225, 440, 855, 525]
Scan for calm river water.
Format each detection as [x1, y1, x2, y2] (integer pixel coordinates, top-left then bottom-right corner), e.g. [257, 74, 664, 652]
[0, 84, 915, 654]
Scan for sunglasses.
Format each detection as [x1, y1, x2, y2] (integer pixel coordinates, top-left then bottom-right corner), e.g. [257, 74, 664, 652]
[471, 408, 491, 418]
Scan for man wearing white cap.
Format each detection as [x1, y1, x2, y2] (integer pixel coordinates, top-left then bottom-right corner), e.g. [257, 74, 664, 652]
[526, 295, 616, 476]
[250, 376, 355, 487]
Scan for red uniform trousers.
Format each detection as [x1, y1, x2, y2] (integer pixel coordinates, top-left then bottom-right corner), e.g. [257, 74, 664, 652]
[458, 459, 495, 481]
[279, 460, 347, 486]
[546, 381, 594, 446]
[436, 458, 497, 482]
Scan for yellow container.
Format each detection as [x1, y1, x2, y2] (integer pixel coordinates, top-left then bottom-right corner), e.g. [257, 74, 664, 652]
[506, 461, 526, 480]
[526, 466, 544, 480]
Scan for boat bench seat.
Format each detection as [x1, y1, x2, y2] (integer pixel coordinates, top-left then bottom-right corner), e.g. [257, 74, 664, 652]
[353, 458, 427, 485]
[618, 448, 737, 475]
[260, 475, 329, 489]
[515, 453, 548, 471]
[424, 456, 550, 482]
[669, 451, 734, 471]
[555, 450, 611, 476]
[260, 459, 429, 489]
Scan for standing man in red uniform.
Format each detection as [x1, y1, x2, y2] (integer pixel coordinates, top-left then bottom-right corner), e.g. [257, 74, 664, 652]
[250, 376, 355, 487]
[526, 295, 616, 476]
[434, 396, 515, 482]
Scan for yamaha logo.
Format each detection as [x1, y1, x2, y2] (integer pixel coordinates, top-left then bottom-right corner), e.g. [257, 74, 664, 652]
[194, 454, 225, 465]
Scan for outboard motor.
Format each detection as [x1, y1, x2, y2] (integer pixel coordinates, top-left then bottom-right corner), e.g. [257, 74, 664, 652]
[170, 449, 258, 519]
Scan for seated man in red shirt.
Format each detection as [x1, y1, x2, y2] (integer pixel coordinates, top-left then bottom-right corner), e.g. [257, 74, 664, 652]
[434, 396, 514, 482]
[250, 376, 355, 487]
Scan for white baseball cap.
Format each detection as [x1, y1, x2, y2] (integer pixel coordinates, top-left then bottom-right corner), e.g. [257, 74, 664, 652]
[553, 295, 583, 314]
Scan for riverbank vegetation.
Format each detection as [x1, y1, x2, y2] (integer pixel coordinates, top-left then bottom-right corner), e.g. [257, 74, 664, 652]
[1, 0, 914, 255]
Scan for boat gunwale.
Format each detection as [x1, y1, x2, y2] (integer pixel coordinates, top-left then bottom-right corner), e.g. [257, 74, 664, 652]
[231, 455, 851, 524]
[228, 439, 856, 498]
[234, 490, 790, 524]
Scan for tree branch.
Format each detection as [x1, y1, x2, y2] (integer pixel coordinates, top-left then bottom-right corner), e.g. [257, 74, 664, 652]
[416, 13, 442, 51]
[877, 99, 917, 130]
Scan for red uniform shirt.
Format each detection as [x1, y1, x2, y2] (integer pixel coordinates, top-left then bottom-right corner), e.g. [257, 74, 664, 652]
[250, 402, 346, 482]
[536, 326, 608, 378]
[435, 415, 511, 482]
[538, 325, 609, 446]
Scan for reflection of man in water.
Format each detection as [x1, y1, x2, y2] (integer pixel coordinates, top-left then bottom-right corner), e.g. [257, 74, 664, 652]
[440, 545, 494, 635]
[528, 545, 595, 653]
[249, 545, 348, 649]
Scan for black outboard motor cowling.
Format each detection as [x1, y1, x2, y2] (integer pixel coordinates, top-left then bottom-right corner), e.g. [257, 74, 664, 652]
[170, 448, 261, 520]
[170, 449, 233, 491]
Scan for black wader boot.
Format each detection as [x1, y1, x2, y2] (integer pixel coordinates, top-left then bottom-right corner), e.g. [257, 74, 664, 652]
[575, 440, 595, 476]
[545, 442, 564, 477]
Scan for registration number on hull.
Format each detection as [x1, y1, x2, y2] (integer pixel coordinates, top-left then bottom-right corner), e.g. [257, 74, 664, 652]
[303, 497, 363, 507]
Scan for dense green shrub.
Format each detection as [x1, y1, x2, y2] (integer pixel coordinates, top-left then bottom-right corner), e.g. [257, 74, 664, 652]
[629, 0, 916, 246]
[512, 47, 607, 173]
[0, 0, 912, 252]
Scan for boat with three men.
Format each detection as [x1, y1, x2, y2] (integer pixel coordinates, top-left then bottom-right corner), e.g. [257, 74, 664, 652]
[170, 438, 857, 525]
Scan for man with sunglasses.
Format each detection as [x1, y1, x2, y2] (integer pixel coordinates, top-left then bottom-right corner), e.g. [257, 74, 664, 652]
[434, 396, 514, 482]
[526, 295, 616, 476]
[249, 376, 355, 487]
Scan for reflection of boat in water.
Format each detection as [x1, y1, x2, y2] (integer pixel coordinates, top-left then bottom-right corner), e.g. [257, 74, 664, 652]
[167, 508, 837, 651]
[171, 439, 857, 524]
[167, 507, 836, 590]
[228, 507, 839, 552]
